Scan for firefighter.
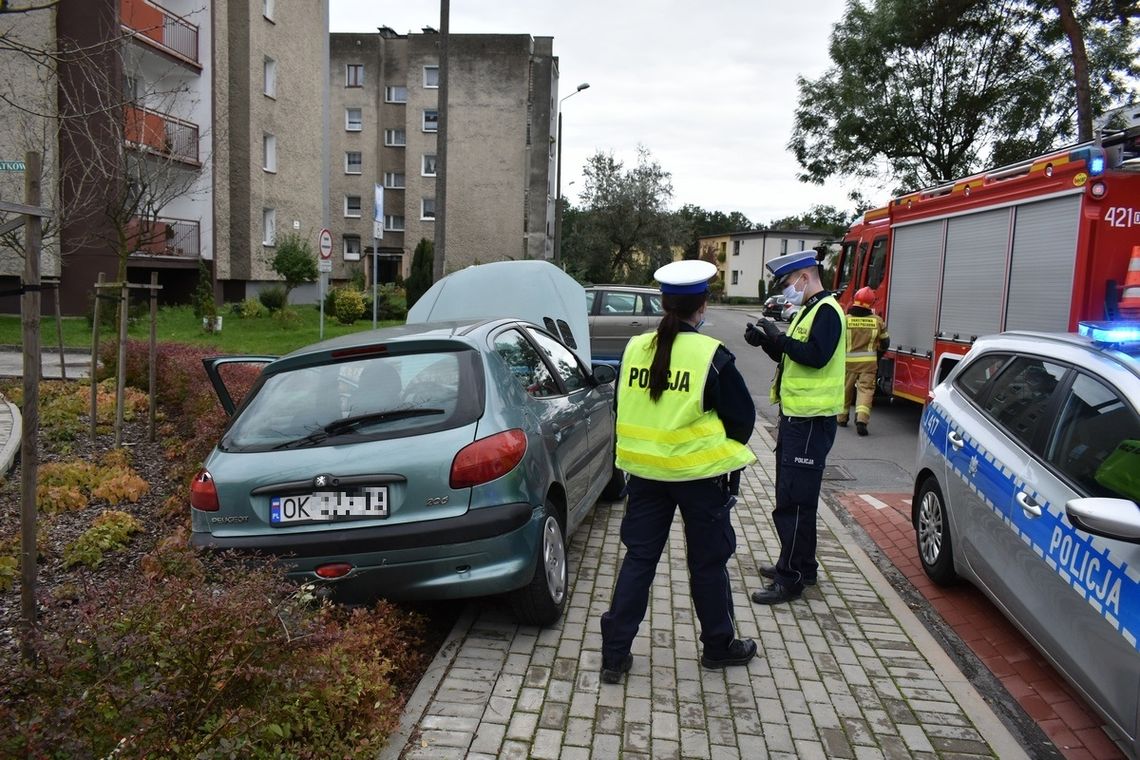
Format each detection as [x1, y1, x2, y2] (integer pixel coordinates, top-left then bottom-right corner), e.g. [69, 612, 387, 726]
[743, 250, 846, 604]
[600, 259, 758, 684]
[838, 286, 890, 436]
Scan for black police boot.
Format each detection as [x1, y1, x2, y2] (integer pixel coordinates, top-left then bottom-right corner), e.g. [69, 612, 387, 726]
[856, 421, 868, 436]
[701, 638, 757, 669]
[758, 564, 816, 586]
[751, 582, 801, 605]
[600, 653, 633, 684]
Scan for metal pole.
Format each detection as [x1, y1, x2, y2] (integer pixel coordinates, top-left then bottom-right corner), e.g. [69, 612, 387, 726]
[114, 280, 128, 447]
[19, 150, 42, 661]
[53, 279, 66, 381]
[555, 110, 563, 264]
[432, 0, 449, 282]
[372, 238, 378, 328]
[90, 271, 103, 442]
[148, 272, 158, 442]
[319, 269, 325, 341]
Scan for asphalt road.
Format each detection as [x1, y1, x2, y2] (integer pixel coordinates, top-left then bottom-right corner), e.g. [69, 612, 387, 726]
[704, 306, 922, 494]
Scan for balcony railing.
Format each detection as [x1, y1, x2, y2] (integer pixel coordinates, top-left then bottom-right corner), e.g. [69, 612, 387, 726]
[127, 216, 200, 258]
[120, 0, 199, 66]
[124, 105, 199, 165]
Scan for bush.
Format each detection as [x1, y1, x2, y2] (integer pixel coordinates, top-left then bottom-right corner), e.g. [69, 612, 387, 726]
[332, 288, 366, 324]
[268, 232, 318, 299]
[377, 282, 407, 320]
[193, 256, 216, 320]
[258, 285, 287, 312]
[0, 567, 429, 758]
[0, 554, 16, 592]
[3, 379, 148, 448]
[62, 509, 143, 569]
[37, 456, 149, 513]
[236, 297, 268, 319]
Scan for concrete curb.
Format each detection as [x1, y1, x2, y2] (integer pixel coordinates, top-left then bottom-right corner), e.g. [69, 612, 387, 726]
[0, 397, 20, 477]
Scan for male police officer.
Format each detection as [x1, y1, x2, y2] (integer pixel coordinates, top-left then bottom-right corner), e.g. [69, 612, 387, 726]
[744, 250, 846, 604]
[838, 286, 890, 436]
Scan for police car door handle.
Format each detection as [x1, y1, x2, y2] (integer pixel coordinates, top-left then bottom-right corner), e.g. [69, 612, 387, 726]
[1016, 491, 1042, 517]
[947, 431, 964, 449]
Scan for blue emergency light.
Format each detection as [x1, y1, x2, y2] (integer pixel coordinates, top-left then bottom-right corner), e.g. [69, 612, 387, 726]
[1078, 320, 1140, 344]
[1090, 154, 1106, 175]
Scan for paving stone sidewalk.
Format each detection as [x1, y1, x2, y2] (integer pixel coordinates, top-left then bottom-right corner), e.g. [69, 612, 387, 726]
[382, 425, 1028, 760]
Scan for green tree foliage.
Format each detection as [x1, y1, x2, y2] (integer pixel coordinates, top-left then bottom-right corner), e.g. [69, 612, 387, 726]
[191, 256, 215, 319]
[790, 0, 1139, 190]
[268, 232, 318, 300]
[674, 204, 755, 260]
[766, 204, 864, 240]
[406, 238, 434, 308]
[563, 146, 679, 284]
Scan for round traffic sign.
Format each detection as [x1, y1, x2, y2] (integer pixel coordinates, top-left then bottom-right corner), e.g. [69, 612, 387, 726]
[318, 228, 333, 260]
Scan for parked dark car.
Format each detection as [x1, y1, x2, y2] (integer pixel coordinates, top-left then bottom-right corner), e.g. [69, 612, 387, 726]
[763, 295, 788, 320]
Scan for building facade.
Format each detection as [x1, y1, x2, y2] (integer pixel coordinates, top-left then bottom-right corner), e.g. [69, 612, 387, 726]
[328, 28, 557, 285]
[711, 228, 830, 299]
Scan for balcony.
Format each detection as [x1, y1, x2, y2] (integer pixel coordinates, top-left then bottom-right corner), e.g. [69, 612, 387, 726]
[120, 0, 200, 69]
[127, 216, 199, 259]
[124, 105, 199, 166]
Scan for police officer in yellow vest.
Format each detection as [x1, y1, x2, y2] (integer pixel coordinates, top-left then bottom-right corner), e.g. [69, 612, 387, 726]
[838, 286, 890, 436]
[600, 260, 758, 684]
[744, 250, 846, 604]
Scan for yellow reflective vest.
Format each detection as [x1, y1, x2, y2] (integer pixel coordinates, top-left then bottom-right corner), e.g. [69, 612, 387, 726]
[846, 312, 888, 365]
[770, 296, 846, 417]
[616, 332, 756, 482]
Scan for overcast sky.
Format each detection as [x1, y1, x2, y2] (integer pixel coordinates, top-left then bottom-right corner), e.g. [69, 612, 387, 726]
[330, 1, 869, 227]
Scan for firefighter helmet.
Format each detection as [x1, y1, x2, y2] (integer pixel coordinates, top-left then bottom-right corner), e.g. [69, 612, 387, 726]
[854, 287, 876, 307]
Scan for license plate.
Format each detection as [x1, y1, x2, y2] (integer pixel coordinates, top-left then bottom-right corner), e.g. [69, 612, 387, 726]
[270, 487, 388, 525]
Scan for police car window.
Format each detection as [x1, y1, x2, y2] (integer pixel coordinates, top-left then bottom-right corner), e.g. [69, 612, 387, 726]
[601, 292, 637, 316]
[866, 236, 888, 289]
[981, 357, 1066, 447]
[953, 353, 1011, 402]
[1046, 374, 1140, 502]
[527, 328, 587, 392]
[492, 329, 559, 398]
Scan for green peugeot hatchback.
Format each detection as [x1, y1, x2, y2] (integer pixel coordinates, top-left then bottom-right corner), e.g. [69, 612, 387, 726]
[192, 262, 623, 625]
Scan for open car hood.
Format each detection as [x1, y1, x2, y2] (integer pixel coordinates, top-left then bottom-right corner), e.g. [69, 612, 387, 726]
[406, 260, 591, 365]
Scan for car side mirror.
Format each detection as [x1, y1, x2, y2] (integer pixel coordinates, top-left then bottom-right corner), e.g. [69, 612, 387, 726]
[1065, 497, 1140, 543]
[592, 364, 617, 384]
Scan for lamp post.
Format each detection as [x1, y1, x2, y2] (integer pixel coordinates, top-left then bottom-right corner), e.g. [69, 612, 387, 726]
[554, 82, 589, 265]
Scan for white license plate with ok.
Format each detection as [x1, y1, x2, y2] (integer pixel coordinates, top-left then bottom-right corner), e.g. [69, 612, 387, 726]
[270, 487, 388, 525]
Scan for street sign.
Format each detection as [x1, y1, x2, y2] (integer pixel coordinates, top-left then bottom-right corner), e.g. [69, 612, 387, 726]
[0, 161, 25, 172]
[318, 228, 333, 260]
[318, 259, 332, 273]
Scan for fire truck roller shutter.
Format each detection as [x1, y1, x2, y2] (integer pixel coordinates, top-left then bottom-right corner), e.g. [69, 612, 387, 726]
[1004, 194, 1082, 333]
[939, 208, 1010, 344]
[887, 221, 944, 355]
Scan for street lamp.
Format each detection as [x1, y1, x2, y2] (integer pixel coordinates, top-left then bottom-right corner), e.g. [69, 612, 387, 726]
[554, 82, 590, 265]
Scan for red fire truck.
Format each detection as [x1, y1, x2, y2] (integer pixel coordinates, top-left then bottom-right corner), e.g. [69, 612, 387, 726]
[831, 126, 1140, 404]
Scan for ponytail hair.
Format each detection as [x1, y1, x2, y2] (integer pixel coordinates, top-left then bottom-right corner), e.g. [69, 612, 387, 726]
[648, 292, 707, 401]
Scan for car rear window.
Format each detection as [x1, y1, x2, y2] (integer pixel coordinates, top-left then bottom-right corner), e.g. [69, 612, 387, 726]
[221, 349, 484, 451]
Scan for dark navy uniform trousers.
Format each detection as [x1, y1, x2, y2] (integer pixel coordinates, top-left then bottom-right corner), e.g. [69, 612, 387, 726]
[600, 474, 738, 665]
[771, 414, 837, 592]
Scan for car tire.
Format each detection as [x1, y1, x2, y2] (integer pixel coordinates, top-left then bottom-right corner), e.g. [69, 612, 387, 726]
[915, 477, 957, 585]
[510, 501, 568, 626]
[600, 464, 627, 501]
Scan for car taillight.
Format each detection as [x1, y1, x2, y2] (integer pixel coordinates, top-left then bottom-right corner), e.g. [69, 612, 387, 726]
[190, 469, 219, 511]
[315, 562, 353, 579]
[450, 429, 527, 489]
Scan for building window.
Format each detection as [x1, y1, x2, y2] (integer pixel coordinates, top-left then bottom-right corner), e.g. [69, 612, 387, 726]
[384, 129, 406, 147]
[262, 0, 274, 20]
[345, 151, 362, 174]
[263, 57, 277, 98]
[421, 198, 436, 220]
[383, 172, 405, 189]
[344, 195, 362, 218]
[780, 239, 788, 254]
[423, 65, 439, 88]
[422, 154, 437, 176]
[732, 240, 740, 256]
[345, 108, 362, 131]
[345, 64, 364, 87]
[719, 241, 726, 257]
[343, 235, 361, 260]
[422, 110, 438, 132]
[262, 133, 276, 172]
[262, 208, 276, 246]
[731, 270, 739, 285]
[799, 239, 806, 251]
[384, 85, 407, 103]
[384, 215, 404, 232]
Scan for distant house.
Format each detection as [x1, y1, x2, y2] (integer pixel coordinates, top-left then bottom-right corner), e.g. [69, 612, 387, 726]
[701, 228, 830, 300]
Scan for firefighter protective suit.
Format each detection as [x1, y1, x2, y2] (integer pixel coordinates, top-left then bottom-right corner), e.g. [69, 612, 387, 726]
[837, 302, 889, 428]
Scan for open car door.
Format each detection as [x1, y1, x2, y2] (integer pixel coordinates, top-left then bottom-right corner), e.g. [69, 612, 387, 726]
[202, 356, 277, 416]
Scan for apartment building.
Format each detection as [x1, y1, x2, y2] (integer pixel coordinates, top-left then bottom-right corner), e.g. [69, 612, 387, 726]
[708, 228, 830, 299]
[328, 28, 557, 284]
[214, 0, 329, 304]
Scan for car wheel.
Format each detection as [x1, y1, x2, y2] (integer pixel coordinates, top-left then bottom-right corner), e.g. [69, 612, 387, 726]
[510, 501, 568, 626]
[915, 477, 957, 585]
[600, 464, 627, 501]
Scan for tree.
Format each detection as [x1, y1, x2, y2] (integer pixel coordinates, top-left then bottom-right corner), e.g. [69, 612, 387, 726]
[766, 204, 863, 240]
[566, 146, 679, 284]
[674, 204, 754, 260]
[405, 238, 434, 308]
[789, 0, 1139, 190]
[268, 232, 317, 302]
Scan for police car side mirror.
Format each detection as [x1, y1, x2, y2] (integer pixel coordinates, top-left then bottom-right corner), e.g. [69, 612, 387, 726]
[592, 364, 618, 384]
[1065, 497, 1140, 543]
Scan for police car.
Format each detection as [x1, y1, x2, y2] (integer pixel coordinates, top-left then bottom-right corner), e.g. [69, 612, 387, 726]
[914, 321, 1140, 755]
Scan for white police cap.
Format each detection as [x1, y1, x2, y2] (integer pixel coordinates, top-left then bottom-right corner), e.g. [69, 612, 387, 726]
[653, 259, 717, 295]
[766, 250, 819, 282]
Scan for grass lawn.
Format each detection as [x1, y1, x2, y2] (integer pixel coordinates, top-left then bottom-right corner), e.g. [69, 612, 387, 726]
[0, 305, 402, 355]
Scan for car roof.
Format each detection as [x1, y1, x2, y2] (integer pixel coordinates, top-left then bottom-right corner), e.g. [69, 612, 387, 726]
[970, 330, 1140, 382]
[585, 284, 660, 292]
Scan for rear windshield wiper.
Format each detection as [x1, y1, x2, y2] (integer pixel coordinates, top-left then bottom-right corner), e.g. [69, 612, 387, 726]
[270, 409, 445, 450]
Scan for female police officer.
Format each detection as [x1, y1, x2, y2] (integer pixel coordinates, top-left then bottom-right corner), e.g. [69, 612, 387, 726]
[600, 259, 758, 684]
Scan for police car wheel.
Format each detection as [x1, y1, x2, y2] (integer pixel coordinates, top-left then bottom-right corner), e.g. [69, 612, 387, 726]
[915, 477, 958, 585]
[510, 501, 568, 626]
[601, 465, 627, 501]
